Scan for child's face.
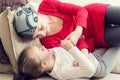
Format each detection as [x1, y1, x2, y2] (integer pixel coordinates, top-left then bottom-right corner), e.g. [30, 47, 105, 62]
[29, 46, 55, 71]
[29, 46, 53, 62]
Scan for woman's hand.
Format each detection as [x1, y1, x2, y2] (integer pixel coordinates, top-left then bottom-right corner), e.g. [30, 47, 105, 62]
[65, 26, 83, 45]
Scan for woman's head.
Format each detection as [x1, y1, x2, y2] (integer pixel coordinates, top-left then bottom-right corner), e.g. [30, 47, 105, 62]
[13, 5, 38, 38]
[14, 5, 50, 39]
[18, 46, 54, 79]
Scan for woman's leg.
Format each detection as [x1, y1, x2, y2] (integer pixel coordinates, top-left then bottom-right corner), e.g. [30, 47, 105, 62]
[104, 25, 120, 46]
[105, 6, 120, 24]
[104, 6, 120, 46]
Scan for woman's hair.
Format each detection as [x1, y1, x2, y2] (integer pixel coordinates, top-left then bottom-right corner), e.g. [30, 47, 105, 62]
[14, 46, 44, 80]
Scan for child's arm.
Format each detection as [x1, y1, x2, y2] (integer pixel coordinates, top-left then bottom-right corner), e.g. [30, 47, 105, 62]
[60, 40, 96, 78]
[60, 40, 92, 65]
[61, 39, 89, 57]
[64, 31, 89, 57]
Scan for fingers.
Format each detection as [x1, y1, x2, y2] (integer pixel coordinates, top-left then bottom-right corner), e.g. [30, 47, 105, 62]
[80, 35, 85, 39]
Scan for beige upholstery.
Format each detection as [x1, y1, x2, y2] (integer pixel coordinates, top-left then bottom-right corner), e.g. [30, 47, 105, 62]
[0, 63, 13, 73]
[0, 7, 41, 73]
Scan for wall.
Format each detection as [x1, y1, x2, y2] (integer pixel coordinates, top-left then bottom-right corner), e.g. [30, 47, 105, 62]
[28, 0, 120, 11]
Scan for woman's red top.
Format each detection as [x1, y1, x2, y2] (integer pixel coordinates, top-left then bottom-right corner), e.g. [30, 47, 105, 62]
[38, 0, 109, 52]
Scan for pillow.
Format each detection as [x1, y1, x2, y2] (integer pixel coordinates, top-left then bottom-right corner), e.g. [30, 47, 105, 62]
[0, 6, 41, 73]
[0, 39, 10, 64]
[0, 0, 28, 70]
[0, 0, 28, 13]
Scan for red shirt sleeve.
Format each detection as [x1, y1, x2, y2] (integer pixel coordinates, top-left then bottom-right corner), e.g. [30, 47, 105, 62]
[77, 38, 89, 50]
[38, 0, 88, 28]
[77, 38, 95, 52]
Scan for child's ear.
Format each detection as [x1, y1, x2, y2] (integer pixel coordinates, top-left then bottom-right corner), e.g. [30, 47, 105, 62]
[41, 61, 48, 69]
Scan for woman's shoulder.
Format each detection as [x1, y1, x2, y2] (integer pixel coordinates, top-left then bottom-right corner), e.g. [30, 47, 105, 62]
[84, 3, 109, 9]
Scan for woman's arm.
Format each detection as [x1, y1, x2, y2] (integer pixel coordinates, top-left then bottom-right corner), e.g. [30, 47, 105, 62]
[65, 26, 83, 45]
[38, 0, 88, 28]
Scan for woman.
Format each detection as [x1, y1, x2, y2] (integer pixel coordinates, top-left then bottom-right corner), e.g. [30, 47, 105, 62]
[14, 0, 120, 56]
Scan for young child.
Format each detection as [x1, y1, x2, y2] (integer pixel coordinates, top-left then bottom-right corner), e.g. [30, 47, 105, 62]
[16, 40, 120, 80]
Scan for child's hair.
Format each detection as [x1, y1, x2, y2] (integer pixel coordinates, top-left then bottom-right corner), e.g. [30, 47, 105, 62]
[14, 46, 44, 80]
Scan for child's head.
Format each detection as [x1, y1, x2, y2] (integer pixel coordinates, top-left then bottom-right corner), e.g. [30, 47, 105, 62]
[18, 46, 43, 78]
[18, 46, 54, 79]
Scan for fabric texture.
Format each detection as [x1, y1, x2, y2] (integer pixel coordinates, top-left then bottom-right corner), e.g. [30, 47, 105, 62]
[13, 5, 38, 38]
[0, 5, 41, 73]
[0, 39, 10, 64]
[0, 0, 28, 13]
[0, 0, 28, 69]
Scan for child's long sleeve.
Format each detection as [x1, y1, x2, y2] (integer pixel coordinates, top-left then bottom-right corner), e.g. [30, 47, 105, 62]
[48, 47, 98, 80]
[68, 46, 97, 77]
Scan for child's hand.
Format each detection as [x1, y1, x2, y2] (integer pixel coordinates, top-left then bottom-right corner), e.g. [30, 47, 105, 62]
[81, 48, 89, 58]
[60, 40, 74, 51]
[73, 61, 79, 67]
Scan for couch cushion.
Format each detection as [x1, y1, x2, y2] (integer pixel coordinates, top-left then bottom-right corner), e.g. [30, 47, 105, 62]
[0, 63, 13, 73]
[0, 0, 28, 73]
[0, 7, 41, 73]
[0, 74, 13, 80]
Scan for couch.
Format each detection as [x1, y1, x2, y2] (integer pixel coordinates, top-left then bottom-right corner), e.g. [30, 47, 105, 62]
[0, 0, 120, 80]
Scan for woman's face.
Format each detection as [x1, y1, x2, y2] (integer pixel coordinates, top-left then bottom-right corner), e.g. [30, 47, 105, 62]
[32, 15, 50, 38]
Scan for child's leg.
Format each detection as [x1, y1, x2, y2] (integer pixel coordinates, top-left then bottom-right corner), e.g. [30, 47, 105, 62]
[93, 47, 120, 78]
[104, 25, 120, 46]
[93, 48, 108, 56]
[101, 47, 120, 76]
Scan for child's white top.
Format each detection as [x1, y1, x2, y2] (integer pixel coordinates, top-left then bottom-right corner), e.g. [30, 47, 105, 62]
[48, 47, 98, 80]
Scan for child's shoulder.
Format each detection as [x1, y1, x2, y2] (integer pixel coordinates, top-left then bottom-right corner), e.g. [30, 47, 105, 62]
[51, 47, 69, 54]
